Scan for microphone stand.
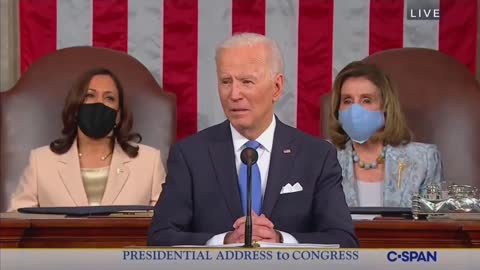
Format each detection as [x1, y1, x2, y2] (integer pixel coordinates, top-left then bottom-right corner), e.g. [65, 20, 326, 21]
[240, 147, 258, 248]
[244, 161, 253, 248]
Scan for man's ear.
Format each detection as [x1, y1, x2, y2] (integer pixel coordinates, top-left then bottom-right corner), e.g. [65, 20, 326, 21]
[272, 73, 284, 102]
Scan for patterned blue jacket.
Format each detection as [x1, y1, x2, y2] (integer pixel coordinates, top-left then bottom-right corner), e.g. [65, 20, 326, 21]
[337, 141, 444, 207]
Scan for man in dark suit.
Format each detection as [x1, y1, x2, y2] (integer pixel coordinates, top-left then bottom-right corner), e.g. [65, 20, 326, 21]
[148, 33, 358, 247]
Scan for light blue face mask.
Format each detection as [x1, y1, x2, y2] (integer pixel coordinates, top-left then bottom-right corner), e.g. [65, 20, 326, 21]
[338, 103, 385, 144]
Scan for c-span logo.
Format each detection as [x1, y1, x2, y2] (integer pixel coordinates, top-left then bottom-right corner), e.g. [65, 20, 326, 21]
[387, 251, 437, 262]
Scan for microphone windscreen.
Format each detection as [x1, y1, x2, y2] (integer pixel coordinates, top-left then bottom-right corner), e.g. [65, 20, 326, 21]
[240, 147, 258, 165]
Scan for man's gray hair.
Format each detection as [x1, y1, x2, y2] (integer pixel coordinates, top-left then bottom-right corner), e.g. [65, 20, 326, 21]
[215, 33, 284, 78]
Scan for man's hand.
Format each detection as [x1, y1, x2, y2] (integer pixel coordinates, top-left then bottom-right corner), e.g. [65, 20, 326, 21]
[224, 211, 282, 244]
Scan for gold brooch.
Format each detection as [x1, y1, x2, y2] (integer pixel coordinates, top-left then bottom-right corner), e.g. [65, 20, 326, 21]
[397, 161, 407, 188]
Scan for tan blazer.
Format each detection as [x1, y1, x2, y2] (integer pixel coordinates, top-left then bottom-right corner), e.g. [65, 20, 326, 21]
[7, 142, 165, 211]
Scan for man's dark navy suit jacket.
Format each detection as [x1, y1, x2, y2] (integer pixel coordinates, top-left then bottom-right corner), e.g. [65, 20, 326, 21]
[148, 119, 358, 247]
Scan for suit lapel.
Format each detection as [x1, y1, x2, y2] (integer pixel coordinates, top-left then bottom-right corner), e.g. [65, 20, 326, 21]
[208, 121, 243, 220]
[384, 145, 413, 206]
[57, 142, 89, 206]
[101, 143, 131, 205]
[262, 120, 296, 217]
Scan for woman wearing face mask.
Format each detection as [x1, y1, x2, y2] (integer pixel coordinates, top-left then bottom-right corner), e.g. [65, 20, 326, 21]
[8, 68, 165, 211]
[329, 61, 444, 207]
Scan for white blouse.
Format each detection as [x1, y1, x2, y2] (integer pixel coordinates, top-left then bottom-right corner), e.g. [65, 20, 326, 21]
[356, 180, 384, 207]
[81, 166, 109, 206]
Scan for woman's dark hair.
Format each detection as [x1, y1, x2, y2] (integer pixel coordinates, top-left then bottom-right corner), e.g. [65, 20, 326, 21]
[50, 68, 142, 157]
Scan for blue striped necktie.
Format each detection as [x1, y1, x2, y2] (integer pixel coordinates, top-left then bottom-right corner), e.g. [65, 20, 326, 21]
[239, 140, 262, 215]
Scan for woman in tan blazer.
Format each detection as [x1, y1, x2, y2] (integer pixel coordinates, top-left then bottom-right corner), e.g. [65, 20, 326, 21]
[8, 68, 165, 211]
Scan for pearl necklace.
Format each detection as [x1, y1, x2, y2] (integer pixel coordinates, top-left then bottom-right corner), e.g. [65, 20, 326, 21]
[352, 148, 386, 169]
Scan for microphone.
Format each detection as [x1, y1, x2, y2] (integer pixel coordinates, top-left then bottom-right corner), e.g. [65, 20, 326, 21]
[240, 147, 259, 248]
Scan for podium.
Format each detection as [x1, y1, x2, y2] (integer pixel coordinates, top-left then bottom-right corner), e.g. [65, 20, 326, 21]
[1, 213, 479, 248]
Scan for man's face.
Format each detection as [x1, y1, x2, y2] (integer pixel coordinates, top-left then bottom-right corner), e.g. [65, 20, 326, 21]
[216, 43, 283, 138]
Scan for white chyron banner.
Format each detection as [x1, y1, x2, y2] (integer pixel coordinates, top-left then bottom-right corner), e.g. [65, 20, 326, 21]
[1, 249, 479, 270]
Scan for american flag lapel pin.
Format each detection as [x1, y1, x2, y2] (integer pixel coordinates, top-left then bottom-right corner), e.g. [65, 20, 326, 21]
[283, 149, 292, 154]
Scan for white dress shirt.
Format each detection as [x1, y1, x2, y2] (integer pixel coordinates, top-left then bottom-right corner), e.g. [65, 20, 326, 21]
[206, 116, 298, 245]
[231, 116, 275, 197]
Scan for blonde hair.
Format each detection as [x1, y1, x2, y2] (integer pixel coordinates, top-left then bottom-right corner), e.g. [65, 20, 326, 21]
[215, 32, 284, 78]
[329, 61, 412, 149]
